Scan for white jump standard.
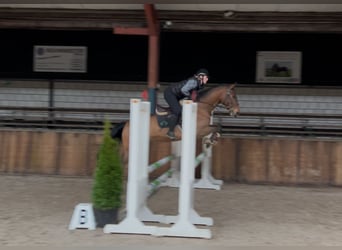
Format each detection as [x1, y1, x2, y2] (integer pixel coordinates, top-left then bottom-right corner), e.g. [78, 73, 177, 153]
[104, 99, 157, 235]
[153, 100, 212, 239]
[104, 99, 214, 239]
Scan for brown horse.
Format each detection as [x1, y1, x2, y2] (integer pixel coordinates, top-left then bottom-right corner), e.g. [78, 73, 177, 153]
[112, 83, 240, 165]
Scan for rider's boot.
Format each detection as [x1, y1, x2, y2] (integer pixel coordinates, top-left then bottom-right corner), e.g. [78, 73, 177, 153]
[167, 130, 176, 140]
[178, 117, 182, 128]
[167, 114, 178, 140]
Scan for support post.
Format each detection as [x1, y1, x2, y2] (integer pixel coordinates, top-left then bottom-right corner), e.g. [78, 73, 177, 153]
[153, 101, 212, 239]
[104, 99, 157, 235]
[112, 4, 160, 114]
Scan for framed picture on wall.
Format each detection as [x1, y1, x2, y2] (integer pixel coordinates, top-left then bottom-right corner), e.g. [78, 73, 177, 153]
[256, 51, 302, 83]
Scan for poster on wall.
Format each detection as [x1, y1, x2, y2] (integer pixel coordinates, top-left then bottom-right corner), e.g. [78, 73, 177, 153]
[256, 51, 302, 83]
[33, 45, 87, 73]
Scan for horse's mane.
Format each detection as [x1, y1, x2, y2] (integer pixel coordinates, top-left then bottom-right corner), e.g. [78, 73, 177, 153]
[197, 84, 229, 101]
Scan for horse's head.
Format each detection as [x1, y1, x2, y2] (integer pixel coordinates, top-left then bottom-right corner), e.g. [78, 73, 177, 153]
[221, 84, 240, 117]
[197, 84, 240, 117]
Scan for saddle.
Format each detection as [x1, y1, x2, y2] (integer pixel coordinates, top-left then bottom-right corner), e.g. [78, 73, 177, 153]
[156, 104, 171, 116]
[155, 99, 187, 116]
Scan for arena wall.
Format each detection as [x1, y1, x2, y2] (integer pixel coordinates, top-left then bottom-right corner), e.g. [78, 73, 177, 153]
[1, 129, 342, 187]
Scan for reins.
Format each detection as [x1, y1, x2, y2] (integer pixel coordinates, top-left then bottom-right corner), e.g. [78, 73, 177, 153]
[196, 86, 235, 112]
[196, 100, 216, 108]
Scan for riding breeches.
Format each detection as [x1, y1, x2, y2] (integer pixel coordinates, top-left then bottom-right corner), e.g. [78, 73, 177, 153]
[164, 87, 182, 117]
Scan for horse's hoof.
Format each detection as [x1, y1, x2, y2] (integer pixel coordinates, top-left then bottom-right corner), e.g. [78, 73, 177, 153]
[209, 133, 220, 145]
[209, 132, 221, 144]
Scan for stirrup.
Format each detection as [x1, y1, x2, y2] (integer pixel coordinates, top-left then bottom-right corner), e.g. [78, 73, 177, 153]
[167, 131, 176, 140]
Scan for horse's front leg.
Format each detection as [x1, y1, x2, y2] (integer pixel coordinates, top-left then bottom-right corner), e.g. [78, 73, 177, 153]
[202, 124, 222, 146]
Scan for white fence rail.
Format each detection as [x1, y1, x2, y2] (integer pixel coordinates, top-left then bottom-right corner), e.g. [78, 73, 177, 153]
[1, 79, 342, 136]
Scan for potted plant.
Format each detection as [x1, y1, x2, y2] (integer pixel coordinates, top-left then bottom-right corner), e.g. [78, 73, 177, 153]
[92, 120, 123, 227]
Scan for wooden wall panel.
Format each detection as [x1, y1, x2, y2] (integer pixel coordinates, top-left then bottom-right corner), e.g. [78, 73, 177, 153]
[2, 131, 19, 173]
[268, 139, 298, 184]
[332, 141, 342, 185]
[238, 138, 267, 183]
[0, 131, 10, 172]
[15, 131, 34, 174]
[58, 133, 91, 176]
[212, 138, 237, 181]
[4, 131, 17, 173]
[86, 134, 103, 177]
[0, 131, 3, 172]
[298, 140, 331, 185]
[26, 131, 58, 175]
[1, 129, 342, 187]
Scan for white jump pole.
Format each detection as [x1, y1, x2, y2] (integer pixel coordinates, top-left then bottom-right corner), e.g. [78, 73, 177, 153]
[104, 99, 159, 235]
[139, 155, 177, 223]
[194, 142, 223, 190]
[161, 141, 181, 188]
[153, 101, 212, 239]
[163, 135, 223, 190]
[147, 155, 176, 197]
[199, 111, 224, 189]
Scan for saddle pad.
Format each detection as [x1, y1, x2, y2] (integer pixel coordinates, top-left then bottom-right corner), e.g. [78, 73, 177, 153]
[156, 114, 170, 128]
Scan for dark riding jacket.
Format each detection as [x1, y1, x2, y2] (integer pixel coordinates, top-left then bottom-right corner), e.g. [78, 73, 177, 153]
[170, 77, 204, 99]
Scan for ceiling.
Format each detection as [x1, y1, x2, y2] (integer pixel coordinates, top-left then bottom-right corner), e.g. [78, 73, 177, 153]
[0, 5, 341, 33]
[0, 4, 342, 11]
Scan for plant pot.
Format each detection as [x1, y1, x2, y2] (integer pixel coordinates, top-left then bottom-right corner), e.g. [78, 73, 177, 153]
[93, 207, 119, 228]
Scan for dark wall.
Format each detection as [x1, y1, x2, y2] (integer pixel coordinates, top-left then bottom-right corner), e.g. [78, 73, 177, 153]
[0, 29, 341, 85]
[160, 32, 342, 85]
[0, 29, 148, 81]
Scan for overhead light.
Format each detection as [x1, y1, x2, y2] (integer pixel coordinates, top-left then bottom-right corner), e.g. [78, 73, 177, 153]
[163, 20, 173, 28]
[223, 11, 235, 18]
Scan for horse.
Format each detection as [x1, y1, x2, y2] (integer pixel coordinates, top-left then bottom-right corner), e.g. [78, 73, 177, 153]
[111, 83, 240, 166]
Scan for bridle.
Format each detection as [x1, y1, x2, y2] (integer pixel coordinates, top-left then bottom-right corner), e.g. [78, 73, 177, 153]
[196, 85, 238, 116]
[217, 88, 238, 116]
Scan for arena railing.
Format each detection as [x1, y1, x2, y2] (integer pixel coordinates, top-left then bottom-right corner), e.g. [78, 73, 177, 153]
[1, 106, 342, 137]
[1, 78, 342, 137]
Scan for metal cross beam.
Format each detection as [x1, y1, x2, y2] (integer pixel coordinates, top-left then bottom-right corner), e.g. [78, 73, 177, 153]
[112, 4, 160, 114]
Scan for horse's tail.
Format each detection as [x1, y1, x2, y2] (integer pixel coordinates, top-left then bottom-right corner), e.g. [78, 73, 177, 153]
[111, 122, 126, 142]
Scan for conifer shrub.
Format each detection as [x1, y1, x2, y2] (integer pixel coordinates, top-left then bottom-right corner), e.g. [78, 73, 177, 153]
[92, 120, 123, 210]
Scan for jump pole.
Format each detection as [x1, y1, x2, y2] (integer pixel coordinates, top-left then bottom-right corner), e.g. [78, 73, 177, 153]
[199, 111, 225, 189]
[194, 141, 223, 190]
[160, 141, 181, 188]
[104, 99, 159, 235]
[164, 138, 223, 190]
[196, 111, 224, 189]
[139, 154, 179, 223]
[147, 155, 176, 197]
[153, 101, 212, 239]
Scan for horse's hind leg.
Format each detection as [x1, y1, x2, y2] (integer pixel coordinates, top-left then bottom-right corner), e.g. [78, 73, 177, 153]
[118, 144, 129, 179]
[119, 123, 130, 170]
[120, 145, 129, 168]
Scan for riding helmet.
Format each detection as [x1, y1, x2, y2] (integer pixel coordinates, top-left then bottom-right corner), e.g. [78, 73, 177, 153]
[196, 68, 209, 77]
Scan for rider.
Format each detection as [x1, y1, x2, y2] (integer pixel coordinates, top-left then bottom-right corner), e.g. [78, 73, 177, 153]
[164, 68, 210, 139]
